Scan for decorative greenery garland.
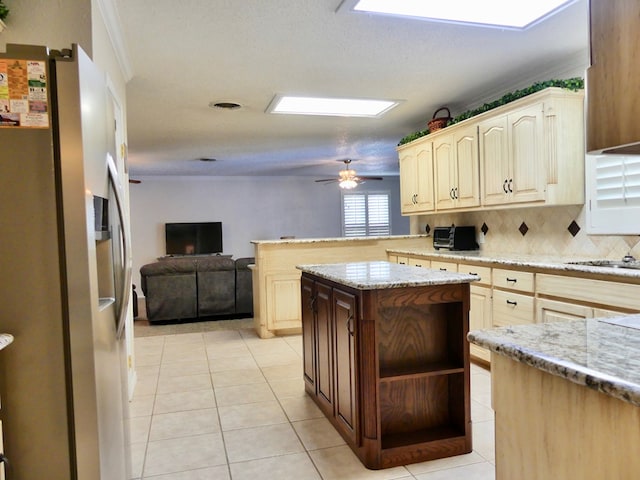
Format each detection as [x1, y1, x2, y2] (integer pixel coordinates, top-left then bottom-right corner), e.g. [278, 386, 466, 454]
[398, 77, 584, 146]
[0, 1, 9, 21]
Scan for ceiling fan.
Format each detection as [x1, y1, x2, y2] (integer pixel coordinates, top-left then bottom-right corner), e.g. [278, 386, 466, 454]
[315, 159, 383, 189]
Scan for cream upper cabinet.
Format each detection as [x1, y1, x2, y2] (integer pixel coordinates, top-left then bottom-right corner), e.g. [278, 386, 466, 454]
[399, 87, 584, 213]
[398, 138, 434, 214]
[480, 103, 546, 206]
[433, 124, 480, 210]
[482, 89, 585, 208]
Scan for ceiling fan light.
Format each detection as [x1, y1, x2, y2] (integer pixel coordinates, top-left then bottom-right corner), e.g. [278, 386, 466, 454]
[339, 179, 359, 189]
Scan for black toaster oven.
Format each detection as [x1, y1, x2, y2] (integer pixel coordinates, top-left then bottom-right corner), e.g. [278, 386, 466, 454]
[433, 225, 479, 251]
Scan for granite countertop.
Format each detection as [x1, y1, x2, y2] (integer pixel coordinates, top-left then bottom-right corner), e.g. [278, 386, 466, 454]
[386, 248, 640, 280]
[468, 317, 640, 407]
[251, 234, 427, 245]
[297, 261, 478, 290]
[0, 333, 14, 351]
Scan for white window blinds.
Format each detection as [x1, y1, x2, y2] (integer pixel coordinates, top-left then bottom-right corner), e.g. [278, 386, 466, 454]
[586, 154, 640, 234]
[342, 192, 390, 237]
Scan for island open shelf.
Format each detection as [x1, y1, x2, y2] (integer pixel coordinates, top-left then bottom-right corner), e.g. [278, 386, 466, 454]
[299, 261, 476, 469]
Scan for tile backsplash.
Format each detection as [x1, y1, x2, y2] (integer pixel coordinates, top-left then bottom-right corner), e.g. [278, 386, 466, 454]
[414, 205, 640, 259]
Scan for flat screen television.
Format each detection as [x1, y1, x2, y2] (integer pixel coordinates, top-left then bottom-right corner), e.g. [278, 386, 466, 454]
[165, 222, 223, 255]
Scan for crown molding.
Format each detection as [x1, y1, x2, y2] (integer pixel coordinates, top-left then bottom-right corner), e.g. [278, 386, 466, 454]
[95, 0, 134, 81]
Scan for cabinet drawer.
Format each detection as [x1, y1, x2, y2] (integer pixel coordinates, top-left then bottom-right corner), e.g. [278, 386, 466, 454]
[430, 260, 458, 272]
[409, 257, 430, 268]
[458, 263, 491, 286]
[492, 290, 534, 326]
[493, 268, 534, 293]
[537, 274, 640, 312]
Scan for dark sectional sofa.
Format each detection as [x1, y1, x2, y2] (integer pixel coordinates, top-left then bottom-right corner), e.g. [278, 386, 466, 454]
[140, 256, 254, 323]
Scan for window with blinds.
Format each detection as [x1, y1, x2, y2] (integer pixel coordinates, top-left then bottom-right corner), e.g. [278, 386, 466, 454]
[342, 192, 391, 237]
[586, 154, 640, 234]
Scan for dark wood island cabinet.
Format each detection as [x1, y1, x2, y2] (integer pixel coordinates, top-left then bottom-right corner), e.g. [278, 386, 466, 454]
[298, 261, 478, 469]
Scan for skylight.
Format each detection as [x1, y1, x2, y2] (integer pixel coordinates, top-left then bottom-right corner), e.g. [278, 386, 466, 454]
[267, 95, 399, 117]
[344, 0, 577, 29]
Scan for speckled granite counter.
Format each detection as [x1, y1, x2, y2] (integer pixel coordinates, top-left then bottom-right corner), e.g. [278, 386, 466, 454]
[252, 234, 427, 245]
[386, 248, 640, 280]
[468, 317, 640, 406]
[297, 261, 479, 290]
[0, 334, 13, 351]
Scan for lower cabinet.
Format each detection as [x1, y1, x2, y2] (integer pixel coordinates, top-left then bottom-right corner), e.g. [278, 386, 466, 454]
[301, 272, 472, 469]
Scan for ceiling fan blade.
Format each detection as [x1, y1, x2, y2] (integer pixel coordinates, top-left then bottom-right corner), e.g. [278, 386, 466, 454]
[315, 178, 339, 183]
[129, 179, 142, 184]
[356, 176, 383, 181]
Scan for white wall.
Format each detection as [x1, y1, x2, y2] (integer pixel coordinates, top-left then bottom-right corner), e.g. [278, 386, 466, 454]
[130, 175, 408, 289]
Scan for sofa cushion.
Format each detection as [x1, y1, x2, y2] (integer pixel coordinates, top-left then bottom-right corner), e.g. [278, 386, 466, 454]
[196, 257, 236, 316]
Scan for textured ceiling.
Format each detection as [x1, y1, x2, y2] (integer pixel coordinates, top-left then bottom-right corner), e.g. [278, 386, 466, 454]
[114, 0, 589, 179]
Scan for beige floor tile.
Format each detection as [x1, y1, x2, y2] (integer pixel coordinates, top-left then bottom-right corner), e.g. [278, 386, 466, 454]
[246, 337, 293, 355]
[253, 350, 302, 368]
[279, 395, 325, 422]
[293, 417, 346, 450]
[149, 408, 220, 441]
[159, 359, 210, 378]
[161, 346, 208, 364]
[202, 329, 244, 344]
[229, 452, 320, 480]
[269, 378, 306, 399]
[224, 423, 305, 463]
[309, 445, 411, 480]
[205, 342, 251, 359]
[129, 441, 146, 479]
[133, 375, 159, 397]
[136, 351, 163, 367]
[260, 362, 303, 382]
[163, 332, 205, 345]
[129, 394, 155, 418]
[208, 355, 259, 373]
[153, 389, 216, 414]
[472, 420, 496, 463]
[218, 400, 288, 431]
[135, 364, 160, 379]
[471, 399, 495, 423]
[141, 465, 230, 479]
[405, 451, 487, 475]
[413, 461, 495, 480]
[143, 432, 227, 477]
[156, 373, 213, 395]
[214, 382, 276, 406]
[211, 368, 266, 388]
[129, 415, 151, 444]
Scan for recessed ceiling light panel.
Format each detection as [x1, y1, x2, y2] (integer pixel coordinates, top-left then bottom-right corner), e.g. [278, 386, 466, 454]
[340, 0, 577, 29]
[267, 95, 399, 117]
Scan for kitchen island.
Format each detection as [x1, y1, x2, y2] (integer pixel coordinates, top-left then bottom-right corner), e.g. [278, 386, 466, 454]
[251, 235, 429, 338]
[468, 318, 640, 479]
[298, 261, 478, 469]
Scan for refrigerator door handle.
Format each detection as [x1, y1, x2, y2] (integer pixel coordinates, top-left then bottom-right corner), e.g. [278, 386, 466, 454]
[107, 154, 132, 339]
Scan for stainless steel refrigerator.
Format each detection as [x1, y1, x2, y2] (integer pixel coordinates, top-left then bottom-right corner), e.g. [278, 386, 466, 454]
[0, 44, 132, 479]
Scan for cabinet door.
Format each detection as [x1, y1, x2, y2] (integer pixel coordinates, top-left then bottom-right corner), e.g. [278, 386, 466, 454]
[399, 149, 419, 213]
[416, 143, 435, 211]
[315, 282, 333, 416]
[479, 116, 510, 206]
[537, 298, 594, 323]
[301, 276, 316, 392]
[266, 274, 302, 331]
[433, 135, 456, 210]
[470, 285, 492, 363]
[453, 125, 480, 208]
[399, 142, 435, 213]
[333, 288, 358, 443]
[509, 104, 546, 203]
